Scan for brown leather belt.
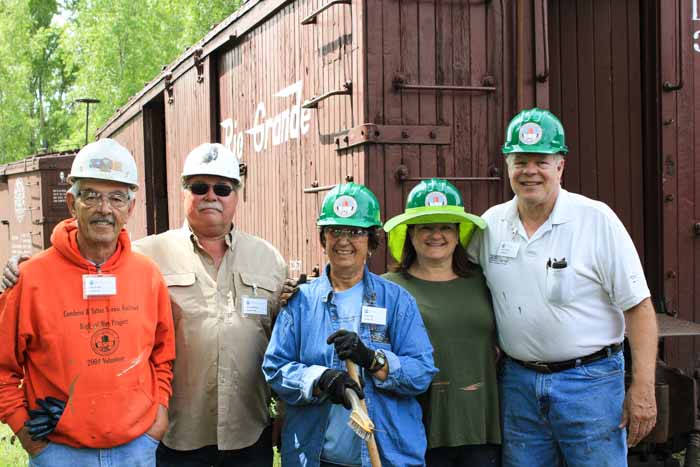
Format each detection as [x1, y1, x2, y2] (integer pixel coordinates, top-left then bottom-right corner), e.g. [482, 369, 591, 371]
[508, 342, 623, 374]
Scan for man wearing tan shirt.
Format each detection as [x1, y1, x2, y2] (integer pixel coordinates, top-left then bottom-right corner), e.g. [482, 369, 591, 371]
[137, 143, 287, 466]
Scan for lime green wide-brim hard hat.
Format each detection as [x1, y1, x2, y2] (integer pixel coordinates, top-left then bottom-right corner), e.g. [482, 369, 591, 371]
[383, 178, 486, 263]
[502, 107, 569, 155]
[317, 182, 383, 228]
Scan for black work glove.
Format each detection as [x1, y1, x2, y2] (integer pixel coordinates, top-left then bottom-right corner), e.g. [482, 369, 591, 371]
[25, 397, 66, 441]
[317, 369, 364, 409]
[327, 330, 375, 370]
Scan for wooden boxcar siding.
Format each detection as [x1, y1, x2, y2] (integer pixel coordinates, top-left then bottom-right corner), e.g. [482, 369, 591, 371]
[547, 0, 645, 258]
[661, 0, 700, 370]
[111, 115, 149, 240]
[165, 59, 217, 229]
[217, 0, 361, 275]
[364, 0, 508, 271]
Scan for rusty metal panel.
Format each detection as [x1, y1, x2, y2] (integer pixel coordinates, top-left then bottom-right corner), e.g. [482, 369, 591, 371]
[217, 0, 359, 277]
[0, 154, 74, 267]
[111, 115, 148, 240]
[660, 0, 700, 370]
[164, 59, 217, 230]
[363, 0, 507, 271]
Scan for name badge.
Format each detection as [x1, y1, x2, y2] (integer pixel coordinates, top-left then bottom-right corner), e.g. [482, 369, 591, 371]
[82, 274, 117, 298]
[496, 241, 520, 258]
[241, 296, 268, 316]
[361, 306, 387, 326]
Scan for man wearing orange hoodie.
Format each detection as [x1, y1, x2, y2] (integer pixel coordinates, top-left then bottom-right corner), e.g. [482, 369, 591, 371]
[0, 139, 176, 466]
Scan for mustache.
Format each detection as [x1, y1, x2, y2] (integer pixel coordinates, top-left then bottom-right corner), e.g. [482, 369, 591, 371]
[197, 201, 223, 212]
[89, 215, 115, 224]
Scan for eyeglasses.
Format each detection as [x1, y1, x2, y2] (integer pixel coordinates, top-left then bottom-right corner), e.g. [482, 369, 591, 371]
[78, 190, 129, 209]
[186, 182, 234, 197]
[324, 227, 369, 240]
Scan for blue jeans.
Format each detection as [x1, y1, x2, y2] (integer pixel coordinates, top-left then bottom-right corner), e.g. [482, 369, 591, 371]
[28, 433, 159, 467]
[500, 352, 627, 467]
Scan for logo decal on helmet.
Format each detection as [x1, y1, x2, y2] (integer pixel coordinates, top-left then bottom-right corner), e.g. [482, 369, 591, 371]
[88, 158, 123, 173]
[202, 147, 219, 163]
[519, 122, 543, 145]
[333, 195, 358, 218]
[425, 191, 448, 207]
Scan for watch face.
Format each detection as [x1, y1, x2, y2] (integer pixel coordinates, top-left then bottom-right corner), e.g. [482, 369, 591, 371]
[371, 350, 386, 373]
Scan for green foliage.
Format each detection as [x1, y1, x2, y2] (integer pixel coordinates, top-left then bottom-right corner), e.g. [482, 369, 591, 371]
[0, 423, 28, 466]
[0, 0, 241, 163]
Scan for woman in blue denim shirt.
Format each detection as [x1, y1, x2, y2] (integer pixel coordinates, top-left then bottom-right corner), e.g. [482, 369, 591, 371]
[263, 183, 437, 467]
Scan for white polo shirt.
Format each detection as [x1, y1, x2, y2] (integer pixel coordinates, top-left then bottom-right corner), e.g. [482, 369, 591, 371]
[469, 189, 650, 362]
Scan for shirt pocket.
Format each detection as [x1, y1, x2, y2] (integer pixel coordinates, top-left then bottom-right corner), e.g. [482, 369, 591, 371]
[162, 272, 203, 320]
[545, 264, 577, 306]
[236, 272, 279, 322]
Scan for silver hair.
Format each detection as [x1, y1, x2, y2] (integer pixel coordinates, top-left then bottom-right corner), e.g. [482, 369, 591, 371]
[67, 179, 136, 203]
[505, 153, 564, 168]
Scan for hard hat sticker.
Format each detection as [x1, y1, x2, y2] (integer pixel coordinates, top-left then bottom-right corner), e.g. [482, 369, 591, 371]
[333, 195, 358, 218]
[425, 191, 448, 207]
[88, 158, 123, 173]
[202, 147, 219, 163]
[519, 122, 543, 145]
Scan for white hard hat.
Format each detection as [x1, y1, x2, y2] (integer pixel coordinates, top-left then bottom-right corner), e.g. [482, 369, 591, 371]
[181, 143, 241, 182]
[68, 139, 139, 190]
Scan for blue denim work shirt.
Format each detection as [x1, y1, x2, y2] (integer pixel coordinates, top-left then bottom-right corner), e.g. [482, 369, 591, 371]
[263, 264, 438, 467]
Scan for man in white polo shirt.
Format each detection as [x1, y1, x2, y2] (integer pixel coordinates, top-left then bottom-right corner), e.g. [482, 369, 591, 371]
[470, 108, 658, 467]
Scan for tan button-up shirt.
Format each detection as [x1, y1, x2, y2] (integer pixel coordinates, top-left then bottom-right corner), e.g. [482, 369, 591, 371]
[134, 224, 286, 450]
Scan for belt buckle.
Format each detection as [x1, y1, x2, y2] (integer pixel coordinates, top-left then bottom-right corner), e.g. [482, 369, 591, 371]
[529, 361, 553, 373]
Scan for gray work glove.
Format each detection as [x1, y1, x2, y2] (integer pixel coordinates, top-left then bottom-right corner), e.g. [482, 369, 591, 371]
[25, 397, 66, 440]
[1, 255, 27, 292]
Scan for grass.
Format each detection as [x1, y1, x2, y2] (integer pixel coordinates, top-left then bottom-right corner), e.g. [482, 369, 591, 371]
[0, 424, 27, 467]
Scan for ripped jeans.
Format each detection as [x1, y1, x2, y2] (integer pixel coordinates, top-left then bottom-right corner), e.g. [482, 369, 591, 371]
[500, 352, 627, 467]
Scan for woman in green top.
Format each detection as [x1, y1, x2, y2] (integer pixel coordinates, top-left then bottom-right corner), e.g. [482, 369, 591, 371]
[383, 178, 501, 467]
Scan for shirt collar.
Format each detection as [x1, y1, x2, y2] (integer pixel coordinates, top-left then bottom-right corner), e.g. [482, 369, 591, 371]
[183, 220, 236, 251]
[502, 187, 573, 226]
[320, 263, 377, 305]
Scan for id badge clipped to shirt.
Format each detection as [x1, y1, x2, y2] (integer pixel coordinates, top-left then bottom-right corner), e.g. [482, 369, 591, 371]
[241, 284, 269, 318]
[82, 274, 117, 299]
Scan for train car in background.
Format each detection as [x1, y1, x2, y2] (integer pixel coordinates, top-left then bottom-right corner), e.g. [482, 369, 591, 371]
[0, 151, 77, 268]
[0, 0, 692, 464]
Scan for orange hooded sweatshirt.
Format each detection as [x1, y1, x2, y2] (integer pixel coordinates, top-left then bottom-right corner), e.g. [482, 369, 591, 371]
[0, 219, 175, 448]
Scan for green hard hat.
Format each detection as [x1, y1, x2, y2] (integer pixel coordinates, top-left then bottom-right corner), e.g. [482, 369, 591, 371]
[383, 178, 486, 263]
[502, 107, 568, 155]
[317, 182, 382, 228]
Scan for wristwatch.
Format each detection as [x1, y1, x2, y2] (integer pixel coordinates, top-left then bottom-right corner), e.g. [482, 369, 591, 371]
[368, 350, 387, 373]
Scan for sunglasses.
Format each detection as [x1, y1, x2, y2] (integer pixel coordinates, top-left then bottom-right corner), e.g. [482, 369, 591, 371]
[187, 182, 234, 197]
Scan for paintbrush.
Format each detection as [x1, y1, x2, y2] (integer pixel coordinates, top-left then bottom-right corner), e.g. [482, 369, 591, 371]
[346, 361, 383, 467]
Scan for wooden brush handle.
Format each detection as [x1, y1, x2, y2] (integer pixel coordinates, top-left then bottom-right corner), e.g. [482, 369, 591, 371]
[345, 361, 383, 467]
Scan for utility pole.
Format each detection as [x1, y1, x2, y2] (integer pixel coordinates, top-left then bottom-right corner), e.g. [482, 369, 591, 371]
[75, 98, 100, 146]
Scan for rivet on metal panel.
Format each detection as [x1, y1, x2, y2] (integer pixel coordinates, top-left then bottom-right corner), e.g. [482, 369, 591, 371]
[666, 270, 677, 279]
[664, 194, 674, 203]
[482, 75, 496, 87]
[401, 130, 409, 139]
[345, 175, 354, 183]
[311, 180, 319, 188]
[429, 130, 437, 139]
[693, 223, 700, 237]
[343, 136, 349, 143]
[312, 265, 321, 277]
[663, 118, 675, 126]
[488, 166, 501, 178]
[239, 163, 247, 177]
[335, 138, 340, 145]
[395, 165, 409, 182]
